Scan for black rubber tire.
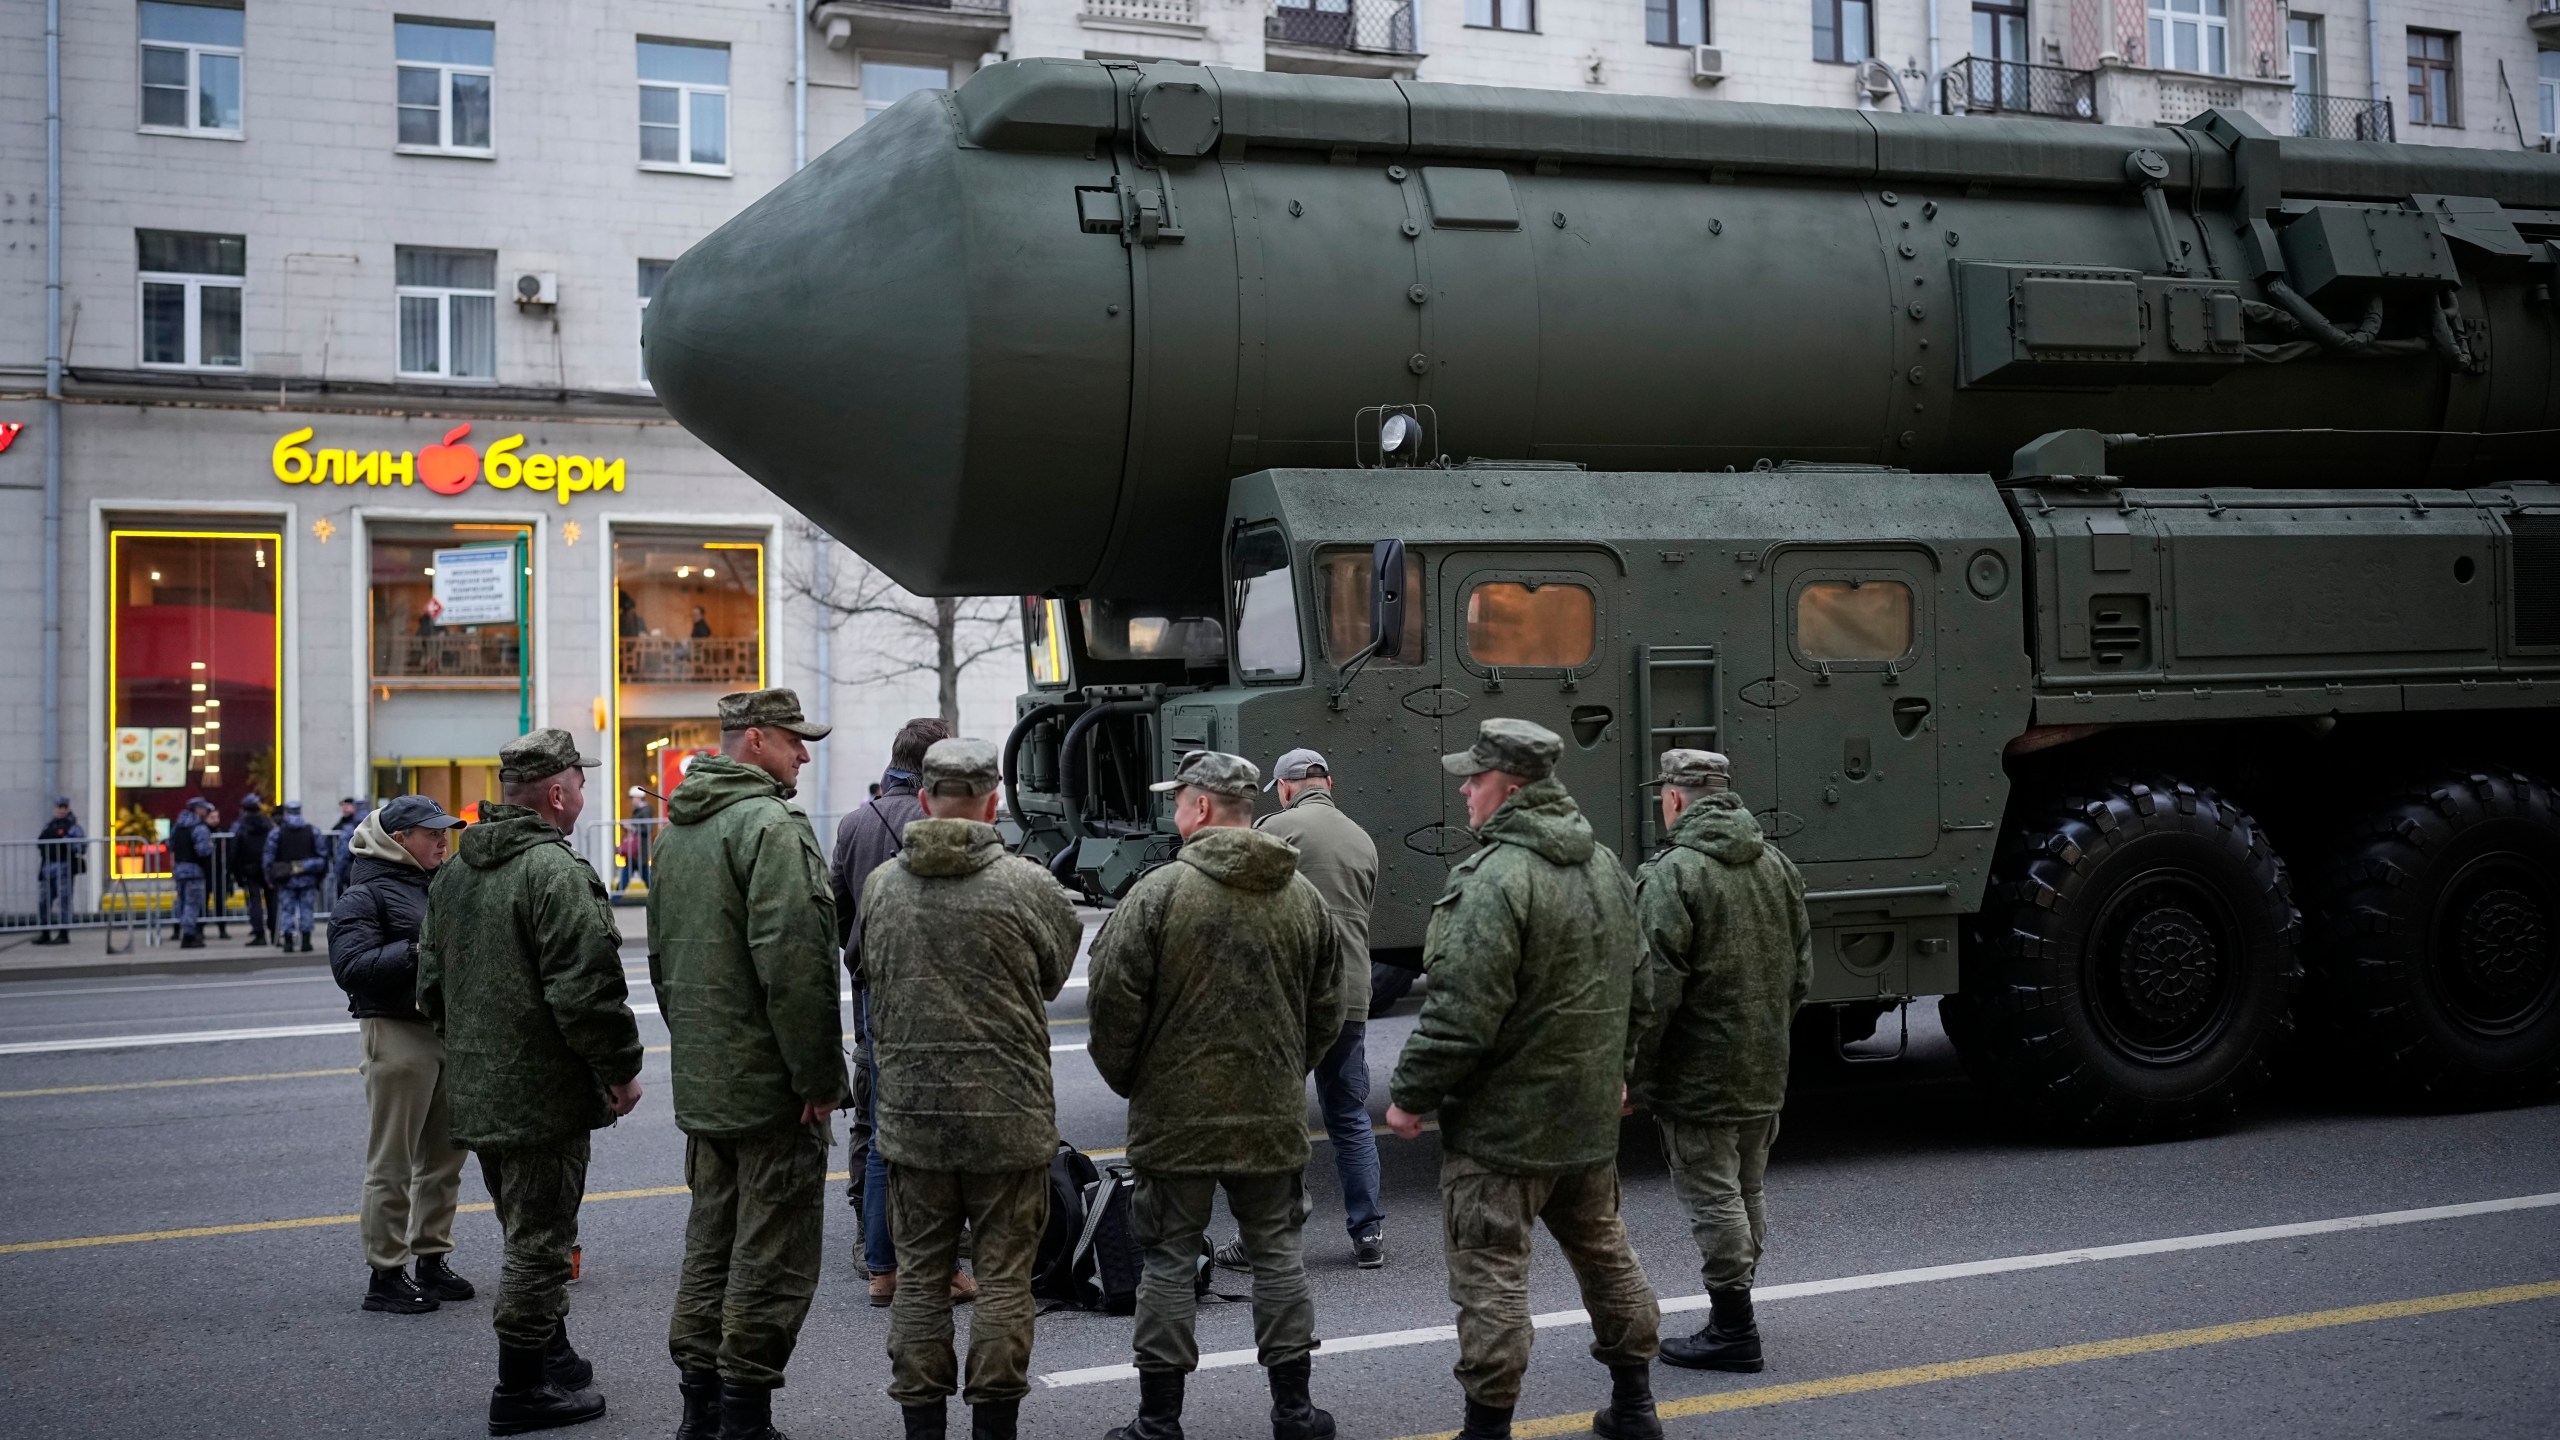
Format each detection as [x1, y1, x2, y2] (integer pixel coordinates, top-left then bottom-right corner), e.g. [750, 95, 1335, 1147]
[1946, 776, 2302, 1142]
[2304, 769, 2560, 1108]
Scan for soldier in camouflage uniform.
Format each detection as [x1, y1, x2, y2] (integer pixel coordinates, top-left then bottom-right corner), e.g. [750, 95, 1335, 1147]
[419, 729, 644, 1437]
[1088, 750, 1345, 1440]
[647, 689, 849, 1440]
[1630, 749, 1810, 1374]
[1385, 718, 1663, 1440]
[863, 737, 1083, 1440]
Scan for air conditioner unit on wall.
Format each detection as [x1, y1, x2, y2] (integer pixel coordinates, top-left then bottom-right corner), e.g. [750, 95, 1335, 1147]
[513, 272, 558, 308]
[1692, 46, 1726, 85]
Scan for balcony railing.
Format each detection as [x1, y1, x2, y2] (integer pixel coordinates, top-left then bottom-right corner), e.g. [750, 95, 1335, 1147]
[1946, 56, 2096, 121]
[374, 630, 522, 680]
[1266, 0, 1419, 54]
[619, 635, 761, 686]
[844, 0, 1008, 15]
[2291, 91, 2395, 141]
[1086, 0, 1200, 24]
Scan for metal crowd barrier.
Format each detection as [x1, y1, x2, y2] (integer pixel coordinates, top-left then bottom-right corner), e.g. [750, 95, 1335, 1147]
[0, 829, 347, 948]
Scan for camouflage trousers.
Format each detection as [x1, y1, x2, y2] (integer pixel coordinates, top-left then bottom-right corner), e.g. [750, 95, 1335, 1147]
[1439, 1153, 1660, 1408]
[670, 1122, 830, 1388]
[1132, 1170, 1314, 1374]
[1658, 1114, 1779, 1292]
[885, 1163, 1047, 1406]
[477, 1134, 591, 1348]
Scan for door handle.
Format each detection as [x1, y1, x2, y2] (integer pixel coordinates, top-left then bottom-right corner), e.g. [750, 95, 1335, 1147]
[1891, 696, 1932, 738]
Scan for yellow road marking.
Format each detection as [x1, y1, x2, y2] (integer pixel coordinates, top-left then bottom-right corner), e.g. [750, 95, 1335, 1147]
[0, 1046, 676, 1102]
[1387, 1279, 2560, 1440]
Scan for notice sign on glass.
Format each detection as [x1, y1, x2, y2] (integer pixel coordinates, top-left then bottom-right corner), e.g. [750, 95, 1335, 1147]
[432, 545, 518, 626]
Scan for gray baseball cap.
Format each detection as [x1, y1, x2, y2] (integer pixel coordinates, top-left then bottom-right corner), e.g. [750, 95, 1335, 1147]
[1653, 749, 1732, 791]
[1150, 750, 1262, 801]
[920, 737, 1001, 798]
[1441, 718, 1562, 781]
[1264, 747, 1331, 792]
[376, 794, 466, 832]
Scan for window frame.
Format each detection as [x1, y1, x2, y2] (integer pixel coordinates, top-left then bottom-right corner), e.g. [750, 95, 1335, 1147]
[1646, 0, 1708, 47]
[1455, 570, 1604, 679]
[2408, 29, 2460, 129]
[137, 1, 245, 140]
[2539, 48, 2559, 141]
[1227, 522, 1306, 685]
[394, 247, 499, 383]
[1812, 0, 1875, 65]
[135, 231, 245, 372]
[860, 57, 952, 119]
[1463, 0, 1537, 35]
[1786, 570, 1923, 675]
[395, 19, 496, 158]
[637, 39, 733, 175]
[2145, 0, 2229, 76]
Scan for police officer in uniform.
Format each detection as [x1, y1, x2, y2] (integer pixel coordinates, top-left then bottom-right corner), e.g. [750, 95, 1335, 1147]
[420, 729, 644, 1436]
[1632, 749, 1810, 1374]
[1386, 718, 1663, 1440]
[170, 796, 217, 949]
[863, 738, 1082, 1440]
[1088, 750, 1345, 1440]
[649, 688, 848, 1440]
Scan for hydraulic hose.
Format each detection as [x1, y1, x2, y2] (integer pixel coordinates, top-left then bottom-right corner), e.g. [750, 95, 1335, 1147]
[999, 699, 1083, 836]
[2262, 281, 2385, 351]
[1049, 697, 1161, 883]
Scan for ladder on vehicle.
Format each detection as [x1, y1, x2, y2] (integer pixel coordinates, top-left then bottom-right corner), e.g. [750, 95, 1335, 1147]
[1632, 644, 1719, 856]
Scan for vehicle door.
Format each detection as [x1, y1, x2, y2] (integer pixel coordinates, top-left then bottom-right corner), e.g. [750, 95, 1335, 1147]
[1766, 548, 1941, 863]
[1438, 550, 1625, 862]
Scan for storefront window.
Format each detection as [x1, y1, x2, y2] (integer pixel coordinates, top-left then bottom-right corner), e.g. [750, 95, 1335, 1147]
[367, 522, 530, 818]
[371, 528, 526, 680]
[615, 536, 763, 685]
[108, 528, 281, 870]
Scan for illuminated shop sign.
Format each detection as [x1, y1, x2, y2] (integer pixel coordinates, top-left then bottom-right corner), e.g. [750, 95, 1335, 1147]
[271, 424, 627, 506]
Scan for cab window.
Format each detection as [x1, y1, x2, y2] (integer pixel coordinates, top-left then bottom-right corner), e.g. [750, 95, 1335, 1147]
[1465, 580, 1594, 667]
[1079, 600, 1225, 665]
[1022, 597, 1069, 687]
[1317, 546, 1426, 666]
[1230, 523, 1304, 681]
[1795, 579, 1913, 661]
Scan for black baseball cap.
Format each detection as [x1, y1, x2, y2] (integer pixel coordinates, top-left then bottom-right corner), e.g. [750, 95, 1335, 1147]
[375, 794, 465, 832]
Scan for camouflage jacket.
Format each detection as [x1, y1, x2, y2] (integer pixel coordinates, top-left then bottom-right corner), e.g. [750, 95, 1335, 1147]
[1389, 777, 1645, 1176]
[863, 818, 1083, 1171]
[646, 756, 849, 1138]
[419, 805, 643, 1150]
[1255, 790, 1377, 1026]
[1631, 794, 1812, 1124]
[1087, 825, 1342, 1176]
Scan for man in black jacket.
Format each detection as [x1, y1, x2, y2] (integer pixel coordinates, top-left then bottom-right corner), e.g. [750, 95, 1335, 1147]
[331, 793, 475, 1315]
[229, 793, 275, 947]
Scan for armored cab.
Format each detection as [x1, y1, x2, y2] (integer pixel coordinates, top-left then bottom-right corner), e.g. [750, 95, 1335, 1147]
[648, 61, 2560, 1140]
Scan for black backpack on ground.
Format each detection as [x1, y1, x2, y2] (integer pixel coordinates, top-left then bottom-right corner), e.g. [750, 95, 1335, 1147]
[1032, 1141, 1100, 1305]
[1033, 1142, 1214, 1314]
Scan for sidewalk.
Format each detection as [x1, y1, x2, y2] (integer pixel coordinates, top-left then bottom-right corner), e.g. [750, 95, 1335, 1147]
[0, 923, 335, 984]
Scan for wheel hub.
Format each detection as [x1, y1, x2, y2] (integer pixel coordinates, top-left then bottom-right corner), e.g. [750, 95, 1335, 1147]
[2086, 869, 2243, 1065]
[2435, 857, 2558, 1035]
[2114, 906, 2219, 1027]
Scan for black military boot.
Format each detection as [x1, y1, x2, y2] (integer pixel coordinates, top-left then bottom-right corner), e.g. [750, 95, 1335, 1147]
[1658, 1286, 1762, 1373]
[673, 1371, 720, 1440]
[1458, 1400, 1513, 1440]
[362, 1265, 438, 1314]
[547, 1321, 594, 1391]
[488, 1339, 606, 1435]
[1103, 1368, 1185, 1440]
[1590, 1364, 1663, 1440]
[902, 1398, 947, 1440]
[416, 1253, 476, 1301]
[970, 1397, 1020, 1440]
[717, 1380, 788, 1440]
[1266, 1357, 1335, 1440]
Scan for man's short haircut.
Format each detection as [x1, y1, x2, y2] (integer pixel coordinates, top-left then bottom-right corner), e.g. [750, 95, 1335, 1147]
[501, 778, 552, 808]
[1194, 786, 1255, 820]
[890, 717, 951, 773]
[1665, 782, 1716, 806]
[921, 790, 991, 820]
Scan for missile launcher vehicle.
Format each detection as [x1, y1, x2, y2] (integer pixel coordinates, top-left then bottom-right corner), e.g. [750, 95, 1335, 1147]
[647, 59, 2560, 1138]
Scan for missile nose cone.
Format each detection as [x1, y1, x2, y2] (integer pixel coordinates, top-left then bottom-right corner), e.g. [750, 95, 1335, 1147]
[645, 91, 1130, 596]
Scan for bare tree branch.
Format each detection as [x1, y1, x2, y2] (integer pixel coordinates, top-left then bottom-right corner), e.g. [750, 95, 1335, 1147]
[777, 520, 1022, 729]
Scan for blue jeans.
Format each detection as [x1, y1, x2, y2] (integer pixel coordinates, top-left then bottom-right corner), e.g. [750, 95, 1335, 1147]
[858, 992, 895, 1274]
[39, 866, 74, 929]
[1314, 1020, 1385, 1240]
[172, 867, 207, 939]
[276, 882, 316, 937]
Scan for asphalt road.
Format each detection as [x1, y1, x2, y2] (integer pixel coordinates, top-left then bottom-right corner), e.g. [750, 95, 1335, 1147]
[2, 926, 2556, 1440]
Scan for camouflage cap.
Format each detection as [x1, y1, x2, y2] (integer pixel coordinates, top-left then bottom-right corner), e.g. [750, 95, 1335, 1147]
[499, 728, 601, 784]
[1441, 717, 1562, 781]
[1149, 749, 1262, 801]
[920, 737, 1001, 798]
[1654, 748, 1733, 792]
[718, 687, 831, 740]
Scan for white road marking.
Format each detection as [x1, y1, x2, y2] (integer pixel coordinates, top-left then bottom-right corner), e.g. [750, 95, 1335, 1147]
[0, 1005, 1098, 1058]
[0, 972, 342, 1001]
[1034, 1189, 2560, 1388]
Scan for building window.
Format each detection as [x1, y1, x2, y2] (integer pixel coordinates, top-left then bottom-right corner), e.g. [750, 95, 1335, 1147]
[614, 534, 766, 823]
[1464, 0, 1536, 34]
[107, 528, 282, 858]
[1648, 0, 1707, 46]
[2147, 0, 2227, 75]
[395, 246, 497, 381]
[1813, 0, 1873, 64]
[2540, 50, 2559, 141]
[860, 59, 950, 119]
[139, 1, 243, 137]
[2408, 30, 2459, 128]
[396, 18, 494, 155]
[639, 39, 730, 171]
[137, 230, 244, 371]
[638, 259, 671, 385]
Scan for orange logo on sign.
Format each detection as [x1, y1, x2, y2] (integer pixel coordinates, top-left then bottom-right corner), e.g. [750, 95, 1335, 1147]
[419, 424, 481, 495]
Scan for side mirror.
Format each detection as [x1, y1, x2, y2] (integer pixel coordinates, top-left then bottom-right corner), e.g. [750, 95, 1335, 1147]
[1370, 539, 1407, 662]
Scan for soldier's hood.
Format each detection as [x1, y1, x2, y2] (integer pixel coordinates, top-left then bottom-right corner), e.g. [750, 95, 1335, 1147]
[1666, 791, 1765, 865]
[458, 804, 566, 869]
[1475, 776, 1596, 867]
[666, 755, 784, 824]
[898, 817, 1006, 878]
[1175, 825, 1301, 892]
